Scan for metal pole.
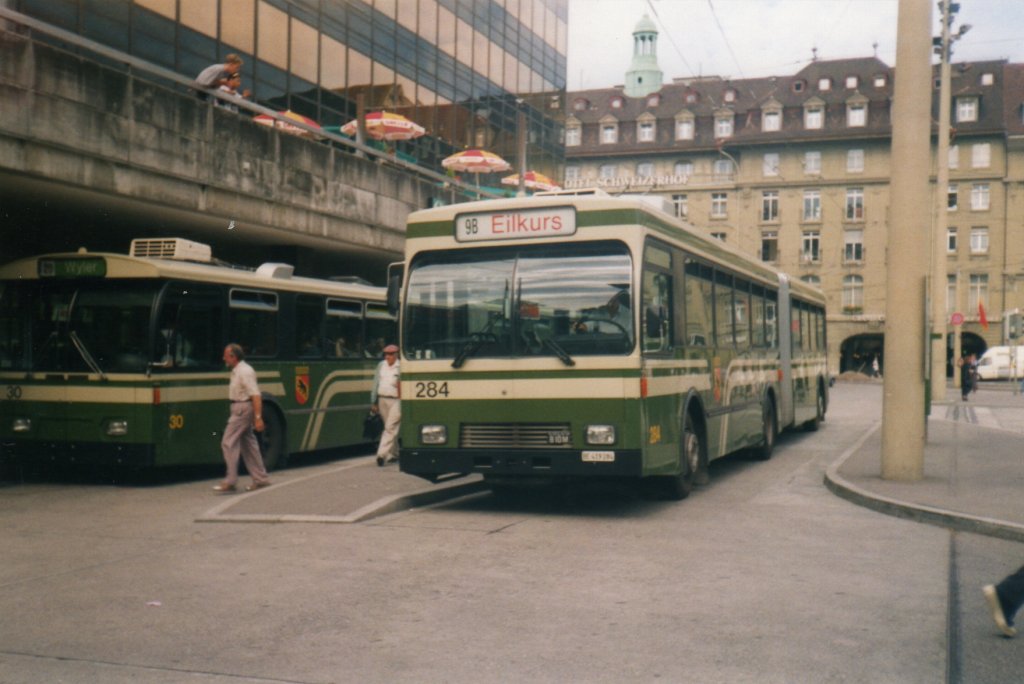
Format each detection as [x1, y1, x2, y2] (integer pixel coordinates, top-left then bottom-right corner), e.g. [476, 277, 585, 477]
[930, 0, 953, 402]
[882, 0, 932, 482]
[517, 109, 527, 197]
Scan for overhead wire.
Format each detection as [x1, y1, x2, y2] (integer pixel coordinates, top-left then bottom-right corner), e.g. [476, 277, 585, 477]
[706, 0, 744, 78]
[645, 0, 695, 77]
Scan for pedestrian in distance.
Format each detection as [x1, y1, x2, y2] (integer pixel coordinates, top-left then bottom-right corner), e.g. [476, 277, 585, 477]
[194, 53, 243, 100]
[371, 344, 401, 467]
[213, 343, 272, 493]
[984, 566, 1024, 637]
[959, 353, 976, 401]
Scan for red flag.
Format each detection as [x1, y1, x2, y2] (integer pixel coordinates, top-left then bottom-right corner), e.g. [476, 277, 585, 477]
[979, 301, 989, 330]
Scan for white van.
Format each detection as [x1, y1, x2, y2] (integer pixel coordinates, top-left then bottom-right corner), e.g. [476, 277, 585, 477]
[975, 346, 1024, 380]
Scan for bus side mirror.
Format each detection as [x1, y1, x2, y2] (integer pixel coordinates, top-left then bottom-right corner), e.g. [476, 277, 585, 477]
[386, 262, 404, 318]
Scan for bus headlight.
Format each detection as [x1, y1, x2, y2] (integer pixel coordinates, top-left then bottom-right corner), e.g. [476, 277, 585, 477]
[586, 425, 616, 445]
[106, 419, 129, 436]
[420, 425, 448, 445]
[12, 418, 31, 433]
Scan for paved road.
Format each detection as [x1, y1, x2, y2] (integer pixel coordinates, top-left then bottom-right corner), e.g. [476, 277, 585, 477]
[0, 382, 1021, 682]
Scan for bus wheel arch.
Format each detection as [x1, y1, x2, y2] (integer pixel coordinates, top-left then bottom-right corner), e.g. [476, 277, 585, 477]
[750, 390, 777, 461]
[804, 379, 826, 432]
[257, 400, 289, 471]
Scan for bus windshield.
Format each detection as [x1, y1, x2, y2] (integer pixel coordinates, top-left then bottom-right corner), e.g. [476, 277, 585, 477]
[0, 280, 160, 373]
[403, 241, 634, 361]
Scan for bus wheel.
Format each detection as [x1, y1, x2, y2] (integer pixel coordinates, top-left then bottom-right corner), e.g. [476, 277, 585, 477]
[646, 414, 702, 501]
[258, 408, 288, 471]
[804, 386, 825, 432]
[750, 396, 777, 461]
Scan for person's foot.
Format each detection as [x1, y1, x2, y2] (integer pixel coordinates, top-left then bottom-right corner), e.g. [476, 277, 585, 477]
[245, 481, 272, 491]
[212, 482, 236, 493]
[376, 456, 385, 467]
[984, 585, 1017, 637]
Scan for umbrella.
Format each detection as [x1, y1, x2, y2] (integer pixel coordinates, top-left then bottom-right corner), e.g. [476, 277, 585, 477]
[501, 171, 561, 192]
[340, 111, 425, 141]
[253, 110, 321, 138]
[442, 149, 511, 174]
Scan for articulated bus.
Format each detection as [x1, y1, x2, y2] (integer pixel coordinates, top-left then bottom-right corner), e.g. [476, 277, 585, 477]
[394, 191, 828, 499]
[0, 238, 395, 471]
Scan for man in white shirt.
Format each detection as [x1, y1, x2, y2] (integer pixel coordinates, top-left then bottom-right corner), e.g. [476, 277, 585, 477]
[371, 344, 401, 466]
[194, 54, 243, 100]
[213, 343, 272, 493]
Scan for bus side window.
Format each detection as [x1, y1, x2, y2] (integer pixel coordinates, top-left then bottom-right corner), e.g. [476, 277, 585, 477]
[365, 303, 397, 357]
[157, 283, 223, 369]
[684, 259, 713, 347]
[296, 294, 325, 358]
[765, 291, 778, 349]
[230, 289, 279, 358]
[326, 299, 363, 359]
[750, 284, 766, 347]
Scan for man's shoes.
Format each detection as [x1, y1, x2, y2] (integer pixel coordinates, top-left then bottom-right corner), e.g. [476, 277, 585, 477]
[983, 585, 1017, 637]
[245, 481, 272, 492]
[212, 482, 236, 493]
[376, 456, 385, 467]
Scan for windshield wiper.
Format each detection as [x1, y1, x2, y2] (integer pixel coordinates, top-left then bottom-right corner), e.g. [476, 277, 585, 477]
[452, 314, 505, 369]
[541, 336, 575, 367]
[69, 330, 107, 381]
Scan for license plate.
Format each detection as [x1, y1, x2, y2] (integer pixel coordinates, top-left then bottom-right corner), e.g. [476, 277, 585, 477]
[581, 451, 615, 463]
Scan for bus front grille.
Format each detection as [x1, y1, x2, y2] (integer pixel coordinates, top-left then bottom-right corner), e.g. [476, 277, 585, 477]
[460, 423, 573, 449]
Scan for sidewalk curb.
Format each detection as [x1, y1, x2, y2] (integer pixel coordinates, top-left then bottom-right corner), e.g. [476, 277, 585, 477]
[195, 461, 488, 524]
[824, 422, 1024, 544]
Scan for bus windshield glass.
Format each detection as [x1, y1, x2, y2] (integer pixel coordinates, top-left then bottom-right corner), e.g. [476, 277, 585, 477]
[0, 280, 160, 373]
[403, 241, 634, 361]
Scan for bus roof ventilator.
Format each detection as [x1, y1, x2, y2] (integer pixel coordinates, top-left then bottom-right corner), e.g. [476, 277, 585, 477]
[130, 238, 213, 263]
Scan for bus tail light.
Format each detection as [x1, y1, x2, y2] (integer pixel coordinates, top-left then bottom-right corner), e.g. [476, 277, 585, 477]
[12, 418, 31, 433]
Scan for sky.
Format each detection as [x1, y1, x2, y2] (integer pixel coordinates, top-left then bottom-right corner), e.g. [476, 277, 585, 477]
[566, 0, 1024, 90]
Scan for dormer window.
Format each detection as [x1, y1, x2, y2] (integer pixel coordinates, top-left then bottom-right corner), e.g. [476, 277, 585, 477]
[818, 77, 831, 91]
[715, 113, 734, 138]
[846, 75, 858, 89]
[723, 89, 736, 103]
[685, 91, 698, 104]
[804, 104, 824, 129]
[565, 125, 581, 146]
[873, 74, 887, 88]
[675, 118, 694, 140]
[610, 96, 623, 109]
[600, 117, 619, 144]
[762, 109, 781, 132]
[980, 72, 994, 86]
[647, 94, 661, 107]
[572, 98, 589, 111]
[847, 102, 867, 127]
[793, 80, 805, 93]
[957, 96, 978, 123]
[637, 117, 656, 142]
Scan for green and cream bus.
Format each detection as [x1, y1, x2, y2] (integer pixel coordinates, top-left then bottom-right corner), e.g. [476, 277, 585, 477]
[0, 238, 395, 471]
[394, 191, 828, 499]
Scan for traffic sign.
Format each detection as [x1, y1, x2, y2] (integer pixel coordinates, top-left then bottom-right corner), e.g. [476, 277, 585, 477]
[950, 312, 964, 325]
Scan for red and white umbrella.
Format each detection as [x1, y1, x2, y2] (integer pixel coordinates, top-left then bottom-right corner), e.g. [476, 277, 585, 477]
[501, 171, 561, 192]
[340, 111, 425, 141]
[442, 149, 511, 174]
[253, 110, 321, 138]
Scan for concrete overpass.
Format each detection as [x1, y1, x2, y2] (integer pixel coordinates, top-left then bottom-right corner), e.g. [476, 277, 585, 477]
[0, 9, 490, 282]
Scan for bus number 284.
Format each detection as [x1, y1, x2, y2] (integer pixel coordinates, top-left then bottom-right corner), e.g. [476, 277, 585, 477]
[415, 382, 450, 398]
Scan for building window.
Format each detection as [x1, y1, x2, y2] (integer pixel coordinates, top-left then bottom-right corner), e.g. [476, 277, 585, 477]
[676, 119, 694, 140]
[565, 126, 581, 146]
[970, 227, 989, 254]
[802, 231, 821, 262]
[711, 192, 728, 218]
[601, 123, 618, 144]
[801, 274, 821, 287]
[804, 106, 823, 130]
[647, 94, 661, 107]
[565, 165, 580, 181]
[573, 99, 589, 111]
[711, 232, 727, 242]
[793, 80, 805, 93]
[847, 148, 864, 173]
[873, 74, 887, 88]
[972, 143, 991, 169]
[763, 153, 780, 177]
[947, 274, 957, 314]
[846, 75, 859, 89]
[842, 275, 864, 309]
[636, 162, 654, 177]
[723, 89, 737, 103]
[761, 231, 778, 261]
[610, 97, 623, 109]
[713, 159, 732, 179]
[638, 121, 655, 142]
[847, 102, 867, 127]
[803, 189, 822, 221]
[672, 194, 688, 219]
[845, 187, 865, 221]
[818, 77, 831, 91]
[947, 227, 958, 253]
[804, 151, 821, 174]
[674, 160, 693, 178]
[948, 184, 958, 211]
[762, 110, 781, 132]
[948, 144, 959, 169]
[844, 229, 864, 261]
[971, 183, 990, 211]
[981, 72, 994, 86]
[599, 164, 617, 179]
[968, 273, 988, 312]
[957, 97, 978, 123]
[715, 115, 734, 138]
[761, 191, 779, 222]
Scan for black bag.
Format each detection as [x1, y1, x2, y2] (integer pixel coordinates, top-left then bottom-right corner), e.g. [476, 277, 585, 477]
[362, 412, 384, 440]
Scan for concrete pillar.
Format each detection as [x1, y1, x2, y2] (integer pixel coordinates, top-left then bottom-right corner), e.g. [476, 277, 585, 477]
[882, 0, 932, 481]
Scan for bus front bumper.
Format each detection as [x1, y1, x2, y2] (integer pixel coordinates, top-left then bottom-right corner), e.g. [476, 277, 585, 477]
[399, 447, 643, 481]
[0, 440, 156, 469]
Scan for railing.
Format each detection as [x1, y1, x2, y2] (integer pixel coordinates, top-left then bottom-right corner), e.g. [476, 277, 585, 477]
[0, 7, 502, 202]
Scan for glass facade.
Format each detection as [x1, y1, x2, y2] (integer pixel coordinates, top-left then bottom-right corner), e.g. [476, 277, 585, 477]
[15, 0, 567, 177]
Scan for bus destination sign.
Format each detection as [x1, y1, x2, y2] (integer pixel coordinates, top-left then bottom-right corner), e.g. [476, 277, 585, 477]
[38, 258, 107, 279]
[455, 206, 576, 243]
